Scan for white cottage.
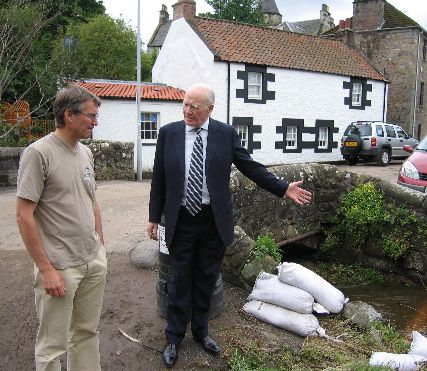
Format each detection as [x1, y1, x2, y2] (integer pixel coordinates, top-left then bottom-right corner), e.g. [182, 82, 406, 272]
[72, 79, 184, 171]
[153, 0, 388, 165]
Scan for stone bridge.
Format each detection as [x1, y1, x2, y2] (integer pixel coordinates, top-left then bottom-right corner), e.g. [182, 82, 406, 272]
[223, 163, 427, 289]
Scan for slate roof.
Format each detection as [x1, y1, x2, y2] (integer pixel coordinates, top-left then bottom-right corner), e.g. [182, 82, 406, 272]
[278, 19, 322, 36]
[70, 80, 184, 101]
[188, 17, 385, 81]
[383, 1, 421, 29]
[148, 20, 172, 48]
[263, 0, 281, 15]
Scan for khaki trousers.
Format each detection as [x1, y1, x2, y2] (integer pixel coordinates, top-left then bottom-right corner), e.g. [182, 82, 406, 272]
[34, 247, 107, 371]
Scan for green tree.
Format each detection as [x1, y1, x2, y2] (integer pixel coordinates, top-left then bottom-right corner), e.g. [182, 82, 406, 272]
[53, 15, 137, 81]
[200, 0, 266, 26]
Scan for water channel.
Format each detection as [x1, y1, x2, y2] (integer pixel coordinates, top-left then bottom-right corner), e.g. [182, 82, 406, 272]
[340, 285, 427, 336]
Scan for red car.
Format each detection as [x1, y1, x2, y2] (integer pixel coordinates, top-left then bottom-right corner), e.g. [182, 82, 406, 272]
[398, 135, 427, 193]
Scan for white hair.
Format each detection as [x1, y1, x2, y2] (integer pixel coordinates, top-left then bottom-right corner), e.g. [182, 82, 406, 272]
[187, 83, 215, 105]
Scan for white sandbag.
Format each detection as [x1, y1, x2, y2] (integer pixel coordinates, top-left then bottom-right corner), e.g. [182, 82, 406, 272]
[409, 331, 427, 358]
[277, 262, 347, 313]
[369, 352, 426, 371]
[243, 300, 321, 337]
[248, 272, 329, 314]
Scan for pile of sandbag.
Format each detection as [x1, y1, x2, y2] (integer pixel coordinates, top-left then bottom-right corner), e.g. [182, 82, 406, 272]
[369, 331, 427, 370]
[243, 262, 348, 337]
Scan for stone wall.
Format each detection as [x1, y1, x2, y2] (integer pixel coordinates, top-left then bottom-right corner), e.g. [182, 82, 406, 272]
[82, 140, 134, 181]
[229, 163, 427, 285]
[0, 140, 134, 186]
[0, 147, 24, 186]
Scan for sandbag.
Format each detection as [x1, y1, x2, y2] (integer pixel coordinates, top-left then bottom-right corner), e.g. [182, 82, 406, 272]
[369, 352, 426, 371]
[277, 262, 347, 313]
[243, 300, 321, 337]
[248, 272, 329, 314]
[409, 331, 427, 358]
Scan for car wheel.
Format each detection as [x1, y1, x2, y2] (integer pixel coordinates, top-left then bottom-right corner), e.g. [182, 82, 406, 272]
[344, 155, 359, 165]
[377, 149, 390, 166]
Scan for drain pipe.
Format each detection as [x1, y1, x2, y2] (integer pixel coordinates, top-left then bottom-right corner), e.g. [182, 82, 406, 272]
[412, 31, 422, 139]
[277, 229, 322, 247]
[227, 61, 231, 124]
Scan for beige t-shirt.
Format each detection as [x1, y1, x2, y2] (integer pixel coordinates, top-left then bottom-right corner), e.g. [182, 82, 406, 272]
[17, 133, 101, 269]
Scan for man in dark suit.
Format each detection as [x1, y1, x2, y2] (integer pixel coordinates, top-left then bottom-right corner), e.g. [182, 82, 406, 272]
[147, 83, 311, 368]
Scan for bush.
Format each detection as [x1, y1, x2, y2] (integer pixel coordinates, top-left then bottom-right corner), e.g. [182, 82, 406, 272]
[252, 235, 282, 262]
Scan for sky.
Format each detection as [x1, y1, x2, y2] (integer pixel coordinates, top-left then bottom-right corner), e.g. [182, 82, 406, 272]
[102, 0, 427, 47]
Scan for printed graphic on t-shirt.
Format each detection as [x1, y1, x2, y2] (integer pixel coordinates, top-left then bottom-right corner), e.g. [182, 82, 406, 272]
[83, 166, 96, 199]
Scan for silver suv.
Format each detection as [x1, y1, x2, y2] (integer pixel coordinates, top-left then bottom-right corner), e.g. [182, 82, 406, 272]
[340, 121, 418, 166]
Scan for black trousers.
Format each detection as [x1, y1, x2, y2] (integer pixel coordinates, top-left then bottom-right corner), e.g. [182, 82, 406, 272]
[165, 205, 225, 345]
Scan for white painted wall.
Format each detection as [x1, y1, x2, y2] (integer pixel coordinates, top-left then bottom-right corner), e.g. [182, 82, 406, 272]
[93, 99, 182, 171]
[153, 17, 389, 167]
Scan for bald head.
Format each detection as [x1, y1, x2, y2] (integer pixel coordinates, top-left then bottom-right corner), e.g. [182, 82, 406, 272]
[182, 83, 215, 127]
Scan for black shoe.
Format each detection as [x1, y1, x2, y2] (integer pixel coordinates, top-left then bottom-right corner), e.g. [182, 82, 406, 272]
[193, 335, 221, 355]
[163, 343, 178, 368]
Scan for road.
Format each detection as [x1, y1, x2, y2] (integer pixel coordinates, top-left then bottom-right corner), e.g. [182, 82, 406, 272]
[0, 162, 403, 254]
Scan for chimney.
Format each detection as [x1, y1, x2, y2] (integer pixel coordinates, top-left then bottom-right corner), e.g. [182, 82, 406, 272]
[344, 18, 351, 29]
[159, 4, 169, 25]
[339, 20, 345, 29]
[352, 0, 385, 31]
[319, 3, 335, 34]
[172, 0, 196, 20]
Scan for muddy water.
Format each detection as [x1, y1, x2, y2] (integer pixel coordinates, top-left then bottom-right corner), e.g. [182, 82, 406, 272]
[341, 285, 427, 335]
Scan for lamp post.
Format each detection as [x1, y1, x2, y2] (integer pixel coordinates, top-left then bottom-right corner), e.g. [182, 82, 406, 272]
[136, 0, 143, 181]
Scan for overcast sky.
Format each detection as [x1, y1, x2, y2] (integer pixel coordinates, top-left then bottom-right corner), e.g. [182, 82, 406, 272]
[101, 0, 427, 47]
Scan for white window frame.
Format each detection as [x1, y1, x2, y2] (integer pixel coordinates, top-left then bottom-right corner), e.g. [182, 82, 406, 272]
[140, 112, 159, 143]
[352, 83, 362, 106]
[286, 126, 297, 149]
[318, 127, 328, 149]
[236, 125, 249, 149]
[248, 72, 262, 100]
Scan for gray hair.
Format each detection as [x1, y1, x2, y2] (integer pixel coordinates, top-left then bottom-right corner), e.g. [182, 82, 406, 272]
[53, 85, 101, 128]
[188, 83, 215, 106]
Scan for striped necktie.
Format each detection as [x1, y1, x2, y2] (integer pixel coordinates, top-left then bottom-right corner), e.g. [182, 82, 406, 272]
[186, 128, 203, 216]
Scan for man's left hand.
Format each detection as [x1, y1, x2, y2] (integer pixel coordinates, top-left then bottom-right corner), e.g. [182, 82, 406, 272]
[284, 180, 312, 205]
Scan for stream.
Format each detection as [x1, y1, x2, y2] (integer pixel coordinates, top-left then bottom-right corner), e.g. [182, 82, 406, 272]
[341, 285, 427, 335]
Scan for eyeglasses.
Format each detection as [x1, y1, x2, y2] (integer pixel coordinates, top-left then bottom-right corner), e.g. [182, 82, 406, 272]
[76, 111, 99, 121]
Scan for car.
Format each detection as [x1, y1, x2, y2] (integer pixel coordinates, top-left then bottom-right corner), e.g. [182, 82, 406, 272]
[397, 135, 427, 193]
[340, 121, 419, 166]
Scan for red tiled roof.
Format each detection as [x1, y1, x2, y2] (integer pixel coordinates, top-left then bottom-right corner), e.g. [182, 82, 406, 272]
[71, 80, 185, 101]
[189, 17, 386, 81]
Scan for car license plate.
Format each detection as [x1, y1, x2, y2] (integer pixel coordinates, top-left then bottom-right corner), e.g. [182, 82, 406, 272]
[345, 141, 358, 147]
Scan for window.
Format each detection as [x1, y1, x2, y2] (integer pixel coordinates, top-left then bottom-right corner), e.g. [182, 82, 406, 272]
[318, 127, 328, 149]
[352, 83, 362, 106]
[236, 125, 249, 149]
[395, 126, 408, 139]
[423, 39, 426, 61]
[375, 125, 384, 137]
[385, 125, 396, 138]
[140, 112, 158, 140]
[286, 126, 297, 149]
[247, 72, 262, 100]
[420, 82, 424, 107]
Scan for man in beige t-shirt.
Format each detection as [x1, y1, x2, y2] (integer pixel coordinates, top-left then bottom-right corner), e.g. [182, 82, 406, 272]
[16, 85, 107, 371]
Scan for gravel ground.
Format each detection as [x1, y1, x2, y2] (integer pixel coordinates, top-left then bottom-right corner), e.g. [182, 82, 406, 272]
[0, 162, 404, 370]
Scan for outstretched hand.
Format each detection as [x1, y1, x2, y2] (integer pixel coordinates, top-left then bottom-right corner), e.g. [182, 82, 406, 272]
[284, 180, 312, 205]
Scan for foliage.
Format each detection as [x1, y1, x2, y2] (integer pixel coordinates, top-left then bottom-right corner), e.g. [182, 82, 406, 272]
[322, 182, 419, 260]
[225, 316, 409, 370]
[315, 262, 385, 285]
[0, 0, 105, 118]
[200, 0, 266, 26]
[52, 15, 137, 81]
[252, 234, 281, 262]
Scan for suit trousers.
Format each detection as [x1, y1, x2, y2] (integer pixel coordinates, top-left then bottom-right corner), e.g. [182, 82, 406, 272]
[34, 247, 107, 371]
[166, 205, 225, 344]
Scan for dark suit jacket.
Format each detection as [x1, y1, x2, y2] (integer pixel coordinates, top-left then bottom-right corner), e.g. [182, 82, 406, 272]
[149, 118, 288, 248]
